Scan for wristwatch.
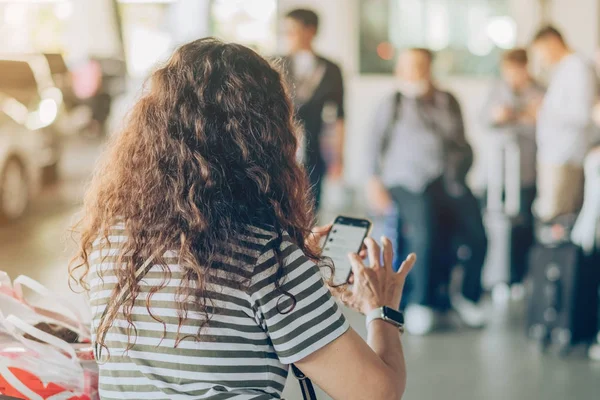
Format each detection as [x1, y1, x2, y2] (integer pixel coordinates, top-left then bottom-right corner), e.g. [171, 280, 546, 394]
[366, 306, 405, 333]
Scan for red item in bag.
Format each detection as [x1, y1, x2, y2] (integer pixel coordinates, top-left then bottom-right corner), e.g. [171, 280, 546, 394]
[0, 366, 91, 399]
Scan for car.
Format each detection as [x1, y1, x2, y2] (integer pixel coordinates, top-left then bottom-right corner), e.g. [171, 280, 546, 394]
[0, 113, 41, 222]
[0, 56, 63, 185]
[0, 82, 42, 222]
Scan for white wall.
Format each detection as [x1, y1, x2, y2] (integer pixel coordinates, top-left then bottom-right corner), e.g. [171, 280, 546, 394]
[278, 0, 357, 73]
[550, 0, 599, 59]
[67, 0, 122, 61]
[168, 0, 211, 46]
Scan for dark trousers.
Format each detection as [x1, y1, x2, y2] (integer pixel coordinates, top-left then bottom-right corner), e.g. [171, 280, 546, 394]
[389, 178, 487, 308]
[510, 186, 536, 284]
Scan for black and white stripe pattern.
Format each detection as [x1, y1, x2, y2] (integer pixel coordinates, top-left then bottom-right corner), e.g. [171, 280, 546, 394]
[89, 225, 349, 399]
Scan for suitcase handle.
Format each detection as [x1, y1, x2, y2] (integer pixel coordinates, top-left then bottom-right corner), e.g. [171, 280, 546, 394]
[544, 263, 562, 316]
[487, 133, 521, 217]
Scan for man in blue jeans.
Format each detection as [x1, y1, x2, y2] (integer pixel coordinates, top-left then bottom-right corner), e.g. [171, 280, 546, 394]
[366, 48, 488, 335]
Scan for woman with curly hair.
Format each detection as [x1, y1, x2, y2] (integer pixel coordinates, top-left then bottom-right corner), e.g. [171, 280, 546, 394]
[71, 38, 415, 400]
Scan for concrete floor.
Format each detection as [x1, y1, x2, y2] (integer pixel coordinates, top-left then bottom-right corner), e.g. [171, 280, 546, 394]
[1, 138, 599, 400]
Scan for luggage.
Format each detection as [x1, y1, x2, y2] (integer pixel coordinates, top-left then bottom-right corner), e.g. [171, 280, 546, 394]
[482, 132, 521, 290]
[526, 235, 600, 353]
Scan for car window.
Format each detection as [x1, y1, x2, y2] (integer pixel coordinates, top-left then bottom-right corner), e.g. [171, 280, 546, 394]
[0, 60, 39, 107]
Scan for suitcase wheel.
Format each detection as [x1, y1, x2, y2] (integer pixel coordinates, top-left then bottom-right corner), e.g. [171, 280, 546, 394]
[545, 263, 561, 281]
[543, 307, 558, 323]
[551, 328, 572, 357]
[529, 324, 547, 340]
[539, 336, 552, 353]
[529, 324, 551, 352]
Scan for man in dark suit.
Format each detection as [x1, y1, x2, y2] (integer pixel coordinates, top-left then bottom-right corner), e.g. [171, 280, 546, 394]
[281, 9, 345, 210]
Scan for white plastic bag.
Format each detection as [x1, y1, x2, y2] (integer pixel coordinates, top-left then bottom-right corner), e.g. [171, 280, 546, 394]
[0, 291, 89, 341]
[0, 271, 13, 298]
[12, 275, 91, 341]
[0, 313, 91, 399]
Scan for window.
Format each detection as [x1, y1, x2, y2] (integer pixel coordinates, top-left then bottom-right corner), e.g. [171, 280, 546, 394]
[0, 1, 73, 54]
[210, 0, 278, 55]
[359, 0, 515, 76]
[117, 1, 174, 77]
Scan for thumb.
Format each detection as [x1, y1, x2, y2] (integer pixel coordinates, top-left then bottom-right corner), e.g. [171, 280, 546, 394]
[312, 223, 333, 235]
[348, 252, 365, 279]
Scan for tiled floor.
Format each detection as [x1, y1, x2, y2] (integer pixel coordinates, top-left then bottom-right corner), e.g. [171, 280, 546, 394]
[1, 138, 599, 400]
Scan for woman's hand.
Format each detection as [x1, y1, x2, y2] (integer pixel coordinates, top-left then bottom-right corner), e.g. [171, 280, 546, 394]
[491, 105, 514, 125]
[305, 224, 332, 253]
[335, 237, 416, 315]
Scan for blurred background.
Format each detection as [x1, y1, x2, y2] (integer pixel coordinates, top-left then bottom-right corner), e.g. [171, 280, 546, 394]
[0, 0, 599, 399]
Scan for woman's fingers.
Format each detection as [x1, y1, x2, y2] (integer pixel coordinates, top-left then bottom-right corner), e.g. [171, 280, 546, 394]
[363, 238, 381, 269]
[381, 236, 393, 271]
[311, 223, 333, 236]
[358, 243, 368, 260]
[307, 223, 332, 247]
[396, 253, 417, 279]
[348, 252, 366, 278]
[332, 287, 355, 308]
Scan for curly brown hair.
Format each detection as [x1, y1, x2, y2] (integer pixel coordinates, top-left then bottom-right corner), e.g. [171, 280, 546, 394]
[70, 38, 321, 350]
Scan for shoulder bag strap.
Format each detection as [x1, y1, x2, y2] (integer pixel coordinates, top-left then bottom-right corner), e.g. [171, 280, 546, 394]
[292, 364, 317, 400]
[379, 92, 403, 160]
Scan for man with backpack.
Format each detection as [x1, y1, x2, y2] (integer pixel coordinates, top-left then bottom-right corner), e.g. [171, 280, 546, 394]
[365, 48, 488, 335]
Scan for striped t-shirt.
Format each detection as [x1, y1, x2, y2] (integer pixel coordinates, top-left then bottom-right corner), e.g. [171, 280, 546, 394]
[89, 225, 349, 399]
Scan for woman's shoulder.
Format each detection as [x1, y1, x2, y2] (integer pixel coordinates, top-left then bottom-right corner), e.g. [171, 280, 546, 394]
[240, 225, 301, 254]
[240, 223, 279, 242]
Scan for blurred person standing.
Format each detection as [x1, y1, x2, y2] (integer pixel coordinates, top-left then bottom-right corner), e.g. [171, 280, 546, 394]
[481, 49, 544, 287]
[365, 48, 488, 335]
[72, 58, 112, 137]
[531, 26, 597, 221]
[281, 9, 345, 210]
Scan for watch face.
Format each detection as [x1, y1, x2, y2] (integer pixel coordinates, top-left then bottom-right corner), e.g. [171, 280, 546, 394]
[383, 307, 404, 325]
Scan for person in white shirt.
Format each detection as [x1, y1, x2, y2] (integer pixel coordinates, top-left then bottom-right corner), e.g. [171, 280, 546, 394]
[531, 26, 596, 221]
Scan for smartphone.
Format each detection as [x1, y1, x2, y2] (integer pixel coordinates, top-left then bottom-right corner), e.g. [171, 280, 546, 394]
[322, 216, 372, 286]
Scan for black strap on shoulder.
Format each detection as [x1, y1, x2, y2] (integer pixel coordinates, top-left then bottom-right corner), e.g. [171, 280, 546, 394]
[292, 365, 318, 400]
[380, 91, 403, 158]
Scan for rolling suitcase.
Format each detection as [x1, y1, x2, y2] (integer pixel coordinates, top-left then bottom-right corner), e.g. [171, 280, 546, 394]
[482, 132, 521, 290]
[527, 220, 600, 353]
